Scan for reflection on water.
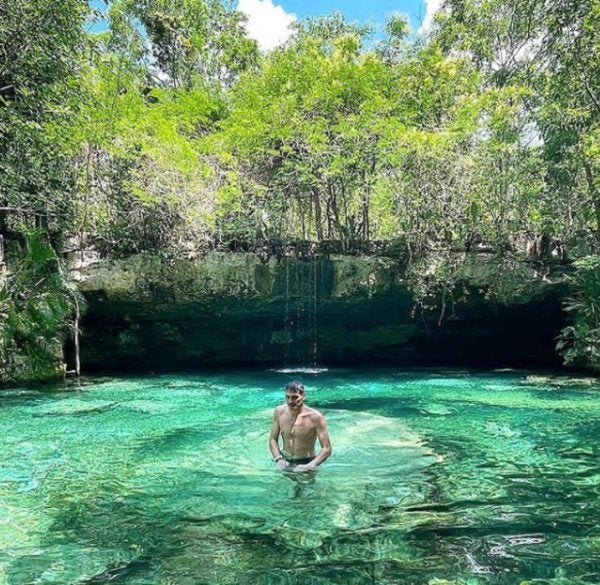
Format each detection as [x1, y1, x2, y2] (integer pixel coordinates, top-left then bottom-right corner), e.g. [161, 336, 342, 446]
[1, 370, 599, 584]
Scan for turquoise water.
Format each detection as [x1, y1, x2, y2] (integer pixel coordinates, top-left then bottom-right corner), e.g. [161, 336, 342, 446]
[1, 369, 599, 585]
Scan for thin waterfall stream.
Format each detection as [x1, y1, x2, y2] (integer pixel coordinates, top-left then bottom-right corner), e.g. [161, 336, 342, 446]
[282, 258, 322, 368]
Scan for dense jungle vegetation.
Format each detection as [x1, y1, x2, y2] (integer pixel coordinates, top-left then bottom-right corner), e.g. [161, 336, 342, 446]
[1, 0, 599, 380]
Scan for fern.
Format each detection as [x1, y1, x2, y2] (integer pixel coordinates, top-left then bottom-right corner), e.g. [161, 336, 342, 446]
[557, 256, 600, 372]
[0, 230, 86, 383]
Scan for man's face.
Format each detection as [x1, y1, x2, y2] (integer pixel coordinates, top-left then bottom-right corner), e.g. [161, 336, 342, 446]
[285, 390, 304, 410]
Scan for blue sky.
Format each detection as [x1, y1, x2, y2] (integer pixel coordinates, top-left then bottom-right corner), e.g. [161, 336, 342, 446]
[237, 0, 440, 50]
[90, 0, 440, 51]
[273, 0, 427, 31]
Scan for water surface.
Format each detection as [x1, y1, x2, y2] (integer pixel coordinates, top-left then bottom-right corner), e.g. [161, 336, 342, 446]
[1, 369, 599, 584]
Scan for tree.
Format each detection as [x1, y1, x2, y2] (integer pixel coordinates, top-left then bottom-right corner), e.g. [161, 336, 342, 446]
[434, 0, 600, 249]
[0, 231, 85, 382]
[216, 16, 396, 244]
[557, 256, 600, 372]
[0, 0, 87, 239]
[70, 47, 227, 255]
[104, 0, 258, 89]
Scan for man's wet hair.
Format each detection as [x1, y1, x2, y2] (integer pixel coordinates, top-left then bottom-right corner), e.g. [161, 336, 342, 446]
[285, 380, 305, 394]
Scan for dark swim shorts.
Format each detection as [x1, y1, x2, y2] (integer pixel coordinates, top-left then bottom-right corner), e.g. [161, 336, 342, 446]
[284, 456, 316, 465]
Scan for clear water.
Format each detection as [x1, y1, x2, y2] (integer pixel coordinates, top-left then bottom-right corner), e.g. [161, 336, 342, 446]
[1, 369, 599, 585]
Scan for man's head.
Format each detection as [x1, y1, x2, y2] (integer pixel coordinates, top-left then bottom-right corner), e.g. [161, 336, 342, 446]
[285, 380, 305, 411]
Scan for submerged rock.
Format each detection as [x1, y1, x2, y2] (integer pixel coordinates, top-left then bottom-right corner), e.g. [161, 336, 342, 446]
[33, 399, 117, 416]
[524, 375, 600, 388]
[419, 404, 456, 416]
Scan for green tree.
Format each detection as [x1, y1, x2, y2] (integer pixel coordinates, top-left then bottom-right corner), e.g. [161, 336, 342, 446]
[0, 0, 87, 239]
[557, 256, 600, 372]
[216, 16, 396, 243]
[105, 0, 258, 89]
[434, 0, 600, 248]
[71, 48, 226, 255]
[0, 231, 85, 382]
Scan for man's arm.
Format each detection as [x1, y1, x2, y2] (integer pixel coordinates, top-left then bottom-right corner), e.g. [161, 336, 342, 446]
[295, 412, 332, 472]
[269, 408, 288, 469]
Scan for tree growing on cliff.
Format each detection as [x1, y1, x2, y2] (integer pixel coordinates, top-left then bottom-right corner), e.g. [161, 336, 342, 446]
[433, 0, 600, 250]
[557, 256, 600, 372]
[0, 231, 85, 382]
[214, 15, 389, 243]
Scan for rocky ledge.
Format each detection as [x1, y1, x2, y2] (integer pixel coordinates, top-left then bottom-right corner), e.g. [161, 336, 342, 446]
[71, 251, 568, 373]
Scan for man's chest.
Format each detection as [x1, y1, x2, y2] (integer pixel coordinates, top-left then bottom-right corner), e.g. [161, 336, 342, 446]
[281, 415, 315, 439]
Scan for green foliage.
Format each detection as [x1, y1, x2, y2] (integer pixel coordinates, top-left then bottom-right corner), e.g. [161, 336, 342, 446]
[434, 0, 600, 248]
[216, 20, 484, 246]
[106, 0, 258, 88]
[215, 18, 384, 241]
[52, 1, 596, 261]
[0, 0, 87, 235]
[557, 256, 600, 372]
[210, 19, 558, 258]
[4, 0, 600, 378]
[0, 231, 85, 383]
[0, 0, 88, 383]
[69, 41, 228, 255]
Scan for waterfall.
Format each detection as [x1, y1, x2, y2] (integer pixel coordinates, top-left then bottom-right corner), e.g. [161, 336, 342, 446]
[281, 257, 321, 368]
[284, 259, 290, 366]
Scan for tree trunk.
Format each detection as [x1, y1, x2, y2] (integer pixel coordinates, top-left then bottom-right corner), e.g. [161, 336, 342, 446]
[74, 314, 81, 377]
[312, 189, 324, 241]
[362, 192, 370, 240]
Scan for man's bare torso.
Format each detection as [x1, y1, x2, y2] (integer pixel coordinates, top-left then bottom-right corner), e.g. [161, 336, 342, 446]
[276, 404, 320, 458]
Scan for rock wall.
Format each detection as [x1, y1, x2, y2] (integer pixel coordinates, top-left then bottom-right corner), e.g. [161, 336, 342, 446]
[72, 252, 568, 373]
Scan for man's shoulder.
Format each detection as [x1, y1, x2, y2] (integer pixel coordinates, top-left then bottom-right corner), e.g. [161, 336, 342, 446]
[306, 406, 326, 421]
[273, 404, 286, 415]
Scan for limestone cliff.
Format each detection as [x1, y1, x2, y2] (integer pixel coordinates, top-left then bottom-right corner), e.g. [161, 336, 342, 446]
[70, 251, 568, 373]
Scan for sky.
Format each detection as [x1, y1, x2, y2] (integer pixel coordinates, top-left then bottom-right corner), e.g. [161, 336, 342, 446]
[89, 0, 442, 52]
[237, 0, 442, 51]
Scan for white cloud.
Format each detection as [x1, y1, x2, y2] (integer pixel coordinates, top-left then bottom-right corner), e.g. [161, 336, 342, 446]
[419, 0, 443, 35]
[237, 0, 297, 52]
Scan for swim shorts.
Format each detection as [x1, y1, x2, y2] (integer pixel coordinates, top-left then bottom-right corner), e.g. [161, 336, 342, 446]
[284, 456, 316, 466]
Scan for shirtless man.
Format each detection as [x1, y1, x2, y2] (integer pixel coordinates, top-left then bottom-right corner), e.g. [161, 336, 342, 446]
[269, 380, 332, 472]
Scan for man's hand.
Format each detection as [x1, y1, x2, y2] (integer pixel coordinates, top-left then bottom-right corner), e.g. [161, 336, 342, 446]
[292, 463, 315, 473]
[275, 458, 289, 470]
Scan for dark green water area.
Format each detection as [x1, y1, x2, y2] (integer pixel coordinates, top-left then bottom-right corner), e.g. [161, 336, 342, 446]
[1, 369, 599, 585]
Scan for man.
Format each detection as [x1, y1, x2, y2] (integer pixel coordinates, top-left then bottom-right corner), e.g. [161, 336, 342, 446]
[269, 380, 332, 472]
